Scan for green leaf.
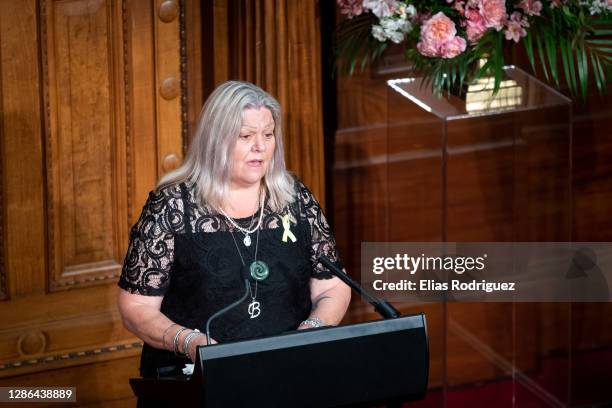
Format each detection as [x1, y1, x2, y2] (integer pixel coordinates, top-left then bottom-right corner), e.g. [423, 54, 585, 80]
[592, 29, 612, 36]
[544, 29, 560, 87]
[586, 39, 612, 46]
[535, 31, 550, 82]
[576, 45, 588, 99]
[590, 53, 605, 94]
[524, 33, 538, 75]
[489, 32, 503, 94]
[458, 59, 466, 91]
[562, 5, 571, 16]
[566, 39, 578, 95]
[559, 38, 575, 94]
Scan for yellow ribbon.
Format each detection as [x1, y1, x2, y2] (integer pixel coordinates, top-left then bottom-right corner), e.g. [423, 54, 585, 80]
[281, 214, 297, 243]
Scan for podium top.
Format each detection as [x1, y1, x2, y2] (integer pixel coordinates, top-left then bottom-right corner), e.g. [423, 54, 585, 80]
[197, 313, 429, 408]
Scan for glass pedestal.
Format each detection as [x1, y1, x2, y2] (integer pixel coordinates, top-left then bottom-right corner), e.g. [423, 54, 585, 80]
[385, 66, 574, 407]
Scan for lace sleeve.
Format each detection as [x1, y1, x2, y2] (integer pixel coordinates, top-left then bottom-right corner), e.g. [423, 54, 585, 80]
[118, 188, 178, 296]
[297, 180, 344, 279]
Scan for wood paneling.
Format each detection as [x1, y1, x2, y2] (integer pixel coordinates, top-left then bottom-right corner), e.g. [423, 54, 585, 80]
[41, 0, 128, 291]
[127, 0, 157, 222]
[0, 354, 139, 406]
[561, 87, 612, 244]
[184, 0, 203, 144]
[0, 28, 4, 301]
[0, 283, 140, 377]
[0, 0, 186, 404]
[1, 0, 47, 297]
[444, 106, 572, 242]
[154, 0, 183, 177]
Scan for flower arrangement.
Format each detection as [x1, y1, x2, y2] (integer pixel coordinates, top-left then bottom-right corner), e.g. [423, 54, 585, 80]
[335, 0, 612, 97]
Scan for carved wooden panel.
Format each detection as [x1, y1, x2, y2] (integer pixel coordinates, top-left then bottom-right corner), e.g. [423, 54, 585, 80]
[0, 348, 140, 406]
[0, 0, 47, 298]
[41, 0, 128, 290]
[154, 0, 184, 177]
[0, 79, 5, 301]
[0, 0, 185, 404]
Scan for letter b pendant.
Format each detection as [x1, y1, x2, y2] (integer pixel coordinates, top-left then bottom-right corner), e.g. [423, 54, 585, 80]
[248, 300, 261, 319]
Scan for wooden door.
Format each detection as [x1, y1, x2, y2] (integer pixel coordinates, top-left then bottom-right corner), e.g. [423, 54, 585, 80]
[0, 0, 185, 405]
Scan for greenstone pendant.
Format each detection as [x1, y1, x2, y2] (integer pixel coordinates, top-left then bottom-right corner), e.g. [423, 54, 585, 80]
[250, 260, 269, 281]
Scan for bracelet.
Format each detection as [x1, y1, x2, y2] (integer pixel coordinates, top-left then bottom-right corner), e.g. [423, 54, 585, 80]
[183, 330, 206, 361]
[162, 323, 178, 349]
[299, 316, 326, 328]
[173, 327, 188, 356]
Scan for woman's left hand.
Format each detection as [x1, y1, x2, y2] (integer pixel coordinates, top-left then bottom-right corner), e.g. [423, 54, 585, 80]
[298, 274, 351, 330]
[188, 335, 217, 363]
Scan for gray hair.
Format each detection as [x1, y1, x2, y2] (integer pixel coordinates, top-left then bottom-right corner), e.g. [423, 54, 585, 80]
[157, 80, 295, 212]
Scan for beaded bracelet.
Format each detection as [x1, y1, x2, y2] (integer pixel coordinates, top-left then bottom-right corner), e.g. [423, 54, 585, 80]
[172, 327, 188, 356]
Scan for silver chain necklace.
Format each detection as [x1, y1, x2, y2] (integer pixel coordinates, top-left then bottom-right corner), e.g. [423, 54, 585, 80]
[219, 189, 264, 247]
[229, 226, 269, 319]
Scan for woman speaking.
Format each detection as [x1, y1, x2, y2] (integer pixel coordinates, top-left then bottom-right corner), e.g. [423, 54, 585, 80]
[117, 81, 351, 389]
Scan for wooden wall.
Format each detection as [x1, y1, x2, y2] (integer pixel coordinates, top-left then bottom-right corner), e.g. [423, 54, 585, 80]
[0, 0, 330, 405]
[0, 0, 185, 405]
[3, 0, 608, 405]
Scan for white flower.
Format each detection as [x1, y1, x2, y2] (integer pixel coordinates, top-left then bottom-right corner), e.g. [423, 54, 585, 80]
[364, 0, 398, 18]
[372, 25, 387, 41]
[580, 0, 612, 14]
[404, 4, 417, 17]
[387, 29, 407, 43]
[371, 12, 413, 43]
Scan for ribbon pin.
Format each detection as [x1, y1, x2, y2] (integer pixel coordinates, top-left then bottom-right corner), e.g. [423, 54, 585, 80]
[281, 214, 297, 243]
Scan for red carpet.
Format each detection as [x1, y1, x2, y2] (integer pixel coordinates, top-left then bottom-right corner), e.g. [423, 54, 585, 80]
[408, 348, 612, 407]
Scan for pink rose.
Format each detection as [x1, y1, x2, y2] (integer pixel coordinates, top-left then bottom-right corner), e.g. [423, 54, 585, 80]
[478, 0, 507, 30]
[337, 0, 365, 19]
[441, 36, 468, 58]
[417, 12, 466, 58]
[420, 12, 457, 44]
[465, 8, 488, 43]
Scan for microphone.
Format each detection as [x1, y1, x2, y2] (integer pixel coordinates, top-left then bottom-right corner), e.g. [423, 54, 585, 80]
[205, 265, 252, 345]
[318, 256, 400, 319]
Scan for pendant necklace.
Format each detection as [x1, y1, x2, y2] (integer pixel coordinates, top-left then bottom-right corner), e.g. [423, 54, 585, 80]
[219, 189, 265, 247]
[228, 217, 269, 319]
[242, 213, 257, 247]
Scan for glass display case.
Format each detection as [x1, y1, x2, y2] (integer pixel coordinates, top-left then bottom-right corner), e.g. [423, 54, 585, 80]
[383, 66, 576, 407]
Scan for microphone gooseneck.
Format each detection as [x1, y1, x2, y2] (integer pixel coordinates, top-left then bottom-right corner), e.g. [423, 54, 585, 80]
[318, 256, 400, 319]
[205, 278, 251, 345]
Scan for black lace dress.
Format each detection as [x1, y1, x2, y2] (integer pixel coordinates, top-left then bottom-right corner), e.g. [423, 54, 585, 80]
[118, 177, 343, 377]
